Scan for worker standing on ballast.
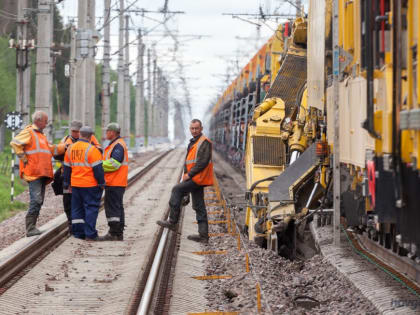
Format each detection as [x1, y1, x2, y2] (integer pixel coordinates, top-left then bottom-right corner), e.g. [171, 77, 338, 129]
[10, 110, 66, 237]
[157, 119, 213, 243]
[56, 120, 102, 231]
[98, 122, 128, 241]
[63, 126, 105, 241]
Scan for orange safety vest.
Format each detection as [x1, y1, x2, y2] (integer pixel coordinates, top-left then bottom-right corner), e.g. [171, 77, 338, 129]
[185, 135, 214, 186]
[61, 134, 101, 148]
[104, 138, 128, 187]
[65, 141, 103, 187]
[19, 128, 56, 179]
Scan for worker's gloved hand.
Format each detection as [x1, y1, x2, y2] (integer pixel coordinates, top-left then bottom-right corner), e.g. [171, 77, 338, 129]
[181, 193, 190, 206]
[182, 173, 190, 182]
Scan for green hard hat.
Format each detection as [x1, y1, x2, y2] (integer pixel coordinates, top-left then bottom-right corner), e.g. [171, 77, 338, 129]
[106, 122, 121, 133]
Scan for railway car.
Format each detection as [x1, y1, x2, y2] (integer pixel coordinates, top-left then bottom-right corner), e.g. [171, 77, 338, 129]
[210, 0, 420, 264]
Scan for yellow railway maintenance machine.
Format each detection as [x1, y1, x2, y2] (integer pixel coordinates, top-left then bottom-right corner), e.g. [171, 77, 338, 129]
[244, 16, 328, 259]
[327, 0, 420, 261]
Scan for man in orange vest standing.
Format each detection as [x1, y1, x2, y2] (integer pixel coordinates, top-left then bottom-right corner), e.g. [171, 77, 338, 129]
[63, 126, 105, 241]
[56, 120, 102, 231]
[98, 122, 128, 241]
[10, 110, 66, 237]
[157, 119, 213, 243]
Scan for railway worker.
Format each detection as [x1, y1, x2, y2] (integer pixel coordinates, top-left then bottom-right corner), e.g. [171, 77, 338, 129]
[157, 118, 214, 243]
[62, 126, 105, 241]
[98, 122, 128, 241]
[10, 110, 66, 237]
[56, 120, 102, 230]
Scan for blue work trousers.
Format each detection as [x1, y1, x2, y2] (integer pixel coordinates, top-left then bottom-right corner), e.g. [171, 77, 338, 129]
[71, 186, 102, 239]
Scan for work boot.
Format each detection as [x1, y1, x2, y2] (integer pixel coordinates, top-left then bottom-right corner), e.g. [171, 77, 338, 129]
[85, 236, 99, 242]
[156, 220, 177, 231]
[187, 234, 209, 244]
[98, 233, 123, 241]
[26, 214, 42, 237]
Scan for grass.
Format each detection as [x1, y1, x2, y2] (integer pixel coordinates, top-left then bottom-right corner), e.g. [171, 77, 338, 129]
[0, 149, 28, 221]
[0, 172, 27, 222]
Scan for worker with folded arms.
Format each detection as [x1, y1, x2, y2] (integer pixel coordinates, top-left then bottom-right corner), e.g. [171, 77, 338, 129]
[63, 126, 105, 241]
[98, 122, 128, 241]
[10, 110, 66, 237]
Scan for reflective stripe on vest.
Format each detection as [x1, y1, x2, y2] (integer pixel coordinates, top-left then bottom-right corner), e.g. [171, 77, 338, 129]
[104, 138, 128, 187]
[68, 142, 102, 187]
[19, 128, 54, 179]
[185, 135, 214, 186]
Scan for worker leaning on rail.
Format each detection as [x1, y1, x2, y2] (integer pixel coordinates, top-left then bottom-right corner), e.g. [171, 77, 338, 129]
[55, 120, 102, 231]
[98, 122, 128, 241]
[63, 126, 105, 241]
[10, 110, 66, 237]
[157, 119, 213, 243]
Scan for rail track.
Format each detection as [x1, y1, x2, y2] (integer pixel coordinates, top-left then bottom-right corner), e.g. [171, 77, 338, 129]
[0, 148, 173, 293]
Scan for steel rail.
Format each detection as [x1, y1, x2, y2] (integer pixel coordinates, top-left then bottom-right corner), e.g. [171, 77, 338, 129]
[135, 173, 184, 315]
[137, 225, 170, 315]
[0, 149, 172, 290]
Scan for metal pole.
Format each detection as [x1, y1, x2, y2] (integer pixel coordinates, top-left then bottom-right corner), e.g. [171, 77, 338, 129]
[69, 23, 76, 124]
[101, 0, 111, 142]
[74, 0, 88, 124]
[10, 131, 15, 202]
[163, 78, 169, 139]
[124, 14, 131, 143]
[87, 0, 96, 129]
[147, 48, 152, 144]
[16, 0, 30, 127]
[332, 0, 341, 245]
[152, 55, 157, 138]
[135, 29, 145, 146]
[35, 0, 53, 140]
[117, 0, 125, 136]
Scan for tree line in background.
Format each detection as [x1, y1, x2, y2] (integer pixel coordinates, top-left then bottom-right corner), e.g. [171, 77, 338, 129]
[0, 1, 139, 150]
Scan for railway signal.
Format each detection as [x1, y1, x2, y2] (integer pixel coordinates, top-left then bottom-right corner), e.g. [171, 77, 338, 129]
[4, 111, 23, 202]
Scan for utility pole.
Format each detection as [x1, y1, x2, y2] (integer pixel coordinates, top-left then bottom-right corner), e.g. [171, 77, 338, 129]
[35, 0, 53, 139]
[296, 0, 302, 16]
[87, 0, 96, 129]
[162, 76, 169, 140]
[147, 48, 152, 144]
[117, 0, 125, 137]
[152, 55, 157, 138]
[69, 23, 76, 124]
[135, 29, 145, 147]
[157, 68, 163, 138]
[15, 0, 31, 127]
[332, 0, 341, 245]
[71, 0, 96, 128]
[101, 0, 111, 142]
[124, 14, 131, 144]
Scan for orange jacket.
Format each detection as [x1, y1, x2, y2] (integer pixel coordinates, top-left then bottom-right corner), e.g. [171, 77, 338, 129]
[185, 135, 214, 186]
[12, 125, 64, 181]
[103, 138, 128, 187]
[64, 140, 103, 187]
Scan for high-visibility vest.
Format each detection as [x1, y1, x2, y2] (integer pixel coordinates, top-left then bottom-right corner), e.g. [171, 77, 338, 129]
[185, 135, 214, 186]
[61, 134, 101, 148]
[104, 138, 128, 187]
[65, 141, 103, 187]
[19, 128, 56, 179]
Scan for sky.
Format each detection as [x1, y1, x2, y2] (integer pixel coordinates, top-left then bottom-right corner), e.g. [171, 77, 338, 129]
[57, 0, 301, 137]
